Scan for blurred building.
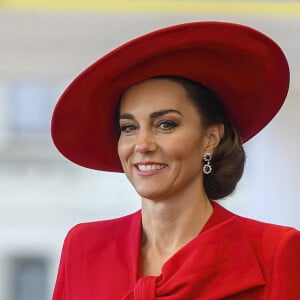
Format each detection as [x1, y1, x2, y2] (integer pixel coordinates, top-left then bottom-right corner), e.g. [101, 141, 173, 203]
[0, 2, 299, 299]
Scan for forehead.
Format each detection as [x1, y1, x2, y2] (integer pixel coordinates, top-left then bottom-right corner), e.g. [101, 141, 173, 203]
[119, 78, 195, 114]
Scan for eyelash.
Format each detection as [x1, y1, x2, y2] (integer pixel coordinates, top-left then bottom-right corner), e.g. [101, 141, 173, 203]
[119, 124, 137, 134]
[119, 120, 179, 135]
[157, 120, 178, 131]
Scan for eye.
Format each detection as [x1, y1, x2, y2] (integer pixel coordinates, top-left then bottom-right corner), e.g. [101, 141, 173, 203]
[157, 120, 178, 132]
[119, 124, 137, 134]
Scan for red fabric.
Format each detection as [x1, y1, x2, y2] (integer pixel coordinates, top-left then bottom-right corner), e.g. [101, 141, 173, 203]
[51, 22, 289, 172]
[52, 203, 300, 299]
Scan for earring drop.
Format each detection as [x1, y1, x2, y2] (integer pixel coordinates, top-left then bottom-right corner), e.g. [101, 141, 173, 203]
[203, 152, 212, 174]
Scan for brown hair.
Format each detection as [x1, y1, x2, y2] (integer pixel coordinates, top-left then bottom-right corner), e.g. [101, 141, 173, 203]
[153, 76, 245, 200]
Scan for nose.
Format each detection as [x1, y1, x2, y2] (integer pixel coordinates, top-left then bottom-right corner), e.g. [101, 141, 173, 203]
[134, 131, 157, 154]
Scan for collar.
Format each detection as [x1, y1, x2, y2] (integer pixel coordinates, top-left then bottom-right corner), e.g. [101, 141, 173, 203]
[125, 202, 265, 299]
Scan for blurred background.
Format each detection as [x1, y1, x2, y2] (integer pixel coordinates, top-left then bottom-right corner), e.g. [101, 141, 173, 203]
[0, 1, 299, 299]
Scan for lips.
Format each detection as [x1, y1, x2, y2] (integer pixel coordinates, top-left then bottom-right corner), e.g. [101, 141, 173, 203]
[135, 163, 168, 171]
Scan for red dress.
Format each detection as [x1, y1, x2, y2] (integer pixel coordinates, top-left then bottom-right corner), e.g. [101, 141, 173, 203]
[52, 202, 300, 299]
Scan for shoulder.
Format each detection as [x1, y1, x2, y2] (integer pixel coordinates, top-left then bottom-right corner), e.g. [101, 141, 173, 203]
[236, 213, 300, 252]
[213, 202, 299, 252]
[226, 206, 300, 263]
[213, 202, 300, 273]
[72, 210, 140, 232]
[233, 210, 300, 296]
[53, 211, 141, 298]
[64, 210, 141, 247]
[216, 204, 300, 297]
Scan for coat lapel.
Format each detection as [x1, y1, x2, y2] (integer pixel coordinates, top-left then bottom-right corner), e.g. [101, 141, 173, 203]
[126, 204, 266, 299]
[157, 210, 266, 299]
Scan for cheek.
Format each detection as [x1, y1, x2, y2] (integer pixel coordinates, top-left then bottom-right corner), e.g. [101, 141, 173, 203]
[117, 138, 127, 163]
[117, 137, 133, 167]
[165, 136, 204, 162]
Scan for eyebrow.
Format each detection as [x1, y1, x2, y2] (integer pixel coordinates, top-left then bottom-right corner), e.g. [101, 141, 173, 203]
[119, 109, 182, 120]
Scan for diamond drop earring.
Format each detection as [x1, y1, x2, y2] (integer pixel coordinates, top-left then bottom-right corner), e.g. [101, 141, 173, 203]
[203, 152, 212, 175]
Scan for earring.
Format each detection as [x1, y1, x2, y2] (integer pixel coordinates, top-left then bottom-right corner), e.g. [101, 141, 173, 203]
[203, 152, 212, 175]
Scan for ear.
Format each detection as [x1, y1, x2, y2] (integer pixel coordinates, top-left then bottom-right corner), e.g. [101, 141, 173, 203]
[205, 124, 224, 152]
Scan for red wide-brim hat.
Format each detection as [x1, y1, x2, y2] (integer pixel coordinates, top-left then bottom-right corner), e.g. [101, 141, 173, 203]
[51, 21, 289, 172]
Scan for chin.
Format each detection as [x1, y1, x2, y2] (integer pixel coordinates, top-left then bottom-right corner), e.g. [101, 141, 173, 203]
[134, 186, 167, 201]
[136, 190, 161, 201]
[128, 176, 176, 201]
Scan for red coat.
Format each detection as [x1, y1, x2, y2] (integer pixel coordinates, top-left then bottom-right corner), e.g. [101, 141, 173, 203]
[52, 202, 300, 299]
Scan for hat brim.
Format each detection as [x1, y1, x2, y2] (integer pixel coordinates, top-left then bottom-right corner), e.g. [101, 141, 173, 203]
[51, 21, 289, 172]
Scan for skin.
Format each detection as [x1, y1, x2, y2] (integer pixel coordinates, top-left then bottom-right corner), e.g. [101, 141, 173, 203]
[118, 78, 224, 276]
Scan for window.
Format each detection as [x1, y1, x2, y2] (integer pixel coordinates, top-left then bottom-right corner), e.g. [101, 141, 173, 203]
[10, 256, 48, 300]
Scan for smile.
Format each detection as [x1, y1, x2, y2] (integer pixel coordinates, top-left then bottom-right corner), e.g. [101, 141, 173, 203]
[136, 164, 168, 171]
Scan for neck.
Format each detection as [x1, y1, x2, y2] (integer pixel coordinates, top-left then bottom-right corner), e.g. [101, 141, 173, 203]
[142, 194, 212, 250]
[140, 189, 213, 275]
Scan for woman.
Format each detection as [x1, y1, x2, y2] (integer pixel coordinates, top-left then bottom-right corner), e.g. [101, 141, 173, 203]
[51, 22, 300, 299]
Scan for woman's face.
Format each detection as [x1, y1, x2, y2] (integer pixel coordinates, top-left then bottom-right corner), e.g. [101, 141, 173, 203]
[117, 79, 214, 201]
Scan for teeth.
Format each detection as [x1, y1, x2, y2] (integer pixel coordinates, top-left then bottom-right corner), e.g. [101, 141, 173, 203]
[137, 164, 166, 171]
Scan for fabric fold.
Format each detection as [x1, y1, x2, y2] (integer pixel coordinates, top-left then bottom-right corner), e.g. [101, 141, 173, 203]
[124, 204, 265, 299]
